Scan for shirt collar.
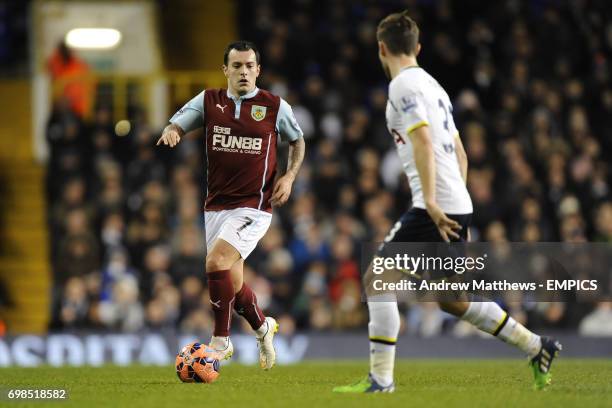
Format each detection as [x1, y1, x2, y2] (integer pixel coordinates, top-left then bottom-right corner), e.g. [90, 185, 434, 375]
[400, 65, 420, 72]
[227, 87, 259, 101]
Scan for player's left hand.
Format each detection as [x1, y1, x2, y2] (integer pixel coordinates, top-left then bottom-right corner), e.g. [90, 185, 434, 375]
[426, 202, 461, 242]
[270, 174, 294, 207]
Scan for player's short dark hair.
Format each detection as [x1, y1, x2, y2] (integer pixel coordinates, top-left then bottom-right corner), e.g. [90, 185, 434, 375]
[377, 11, 419, 56]
[224, 41, 260, 65]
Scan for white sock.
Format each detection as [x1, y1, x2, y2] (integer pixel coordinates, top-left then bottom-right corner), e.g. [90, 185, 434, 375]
[462, 302, 541, 357]
[210, 336, 230, 350]
[368, 297, 400, 387]
[255, 319, 268, 338]
[497, 315, 542, 358]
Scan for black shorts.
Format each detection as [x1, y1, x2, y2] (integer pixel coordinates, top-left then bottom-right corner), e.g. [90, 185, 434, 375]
[383, 208, 471, 243]
[377, 208, 472, 279]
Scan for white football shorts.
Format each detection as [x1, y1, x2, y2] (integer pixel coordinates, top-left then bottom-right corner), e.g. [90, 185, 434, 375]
[205, 207, 272, 259]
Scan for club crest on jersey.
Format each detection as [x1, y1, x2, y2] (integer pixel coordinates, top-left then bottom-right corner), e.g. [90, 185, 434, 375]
[251, 105, 267, 121]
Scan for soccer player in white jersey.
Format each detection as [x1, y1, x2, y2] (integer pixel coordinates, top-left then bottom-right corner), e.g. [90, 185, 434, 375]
[334, 11, 561, 393]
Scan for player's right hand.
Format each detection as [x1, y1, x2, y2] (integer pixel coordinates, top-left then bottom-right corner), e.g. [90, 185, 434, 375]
[426, 203, 461, 242]
[156, 129, 181, 147]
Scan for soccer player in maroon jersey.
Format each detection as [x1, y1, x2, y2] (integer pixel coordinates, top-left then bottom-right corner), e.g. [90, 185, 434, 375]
[157, 41, 305, 369]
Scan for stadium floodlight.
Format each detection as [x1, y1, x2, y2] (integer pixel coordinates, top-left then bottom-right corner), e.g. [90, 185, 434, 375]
[65, 28, 122, 49]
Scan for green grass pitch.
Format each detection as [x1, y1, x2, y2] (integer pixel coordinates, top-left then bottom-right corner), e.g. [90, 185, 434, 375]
[1, 360, 611, 407]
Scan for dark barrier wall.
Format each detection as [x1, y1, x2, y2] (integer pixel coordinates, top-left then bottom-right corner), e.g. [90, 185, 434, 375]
[1, 333, 610, 366]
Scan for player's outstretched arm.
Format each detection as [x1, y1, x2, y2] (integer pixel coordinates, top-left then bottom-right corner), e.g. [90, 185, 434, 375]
[156, 123, 185, 148]
[270, 137, 305, 207]
[408, 126, 461, 242]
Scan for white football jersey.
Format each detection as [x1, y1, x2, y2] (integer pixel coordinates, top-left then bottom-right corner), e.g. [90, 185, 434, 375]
[385, 66, 473, 214]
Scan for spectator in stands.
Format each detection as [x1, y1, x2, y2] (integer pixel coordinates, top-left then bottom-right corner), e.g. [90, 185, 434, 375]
[59, 277, 90, 328]
[55, 208, 99, 284]
[46, 0, 612, 334]
[47, 41, 93, 117]
[98, 276, 144, 332]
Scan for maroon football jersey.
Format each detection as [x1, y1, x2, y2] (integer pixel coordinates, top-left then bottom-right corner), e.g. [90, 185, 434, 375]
[202, 89, 280, 213]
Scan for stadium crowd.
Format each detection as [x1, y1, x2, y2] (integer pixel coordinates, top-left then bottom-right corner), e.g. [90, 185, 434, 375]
[47, 0, 612, 336]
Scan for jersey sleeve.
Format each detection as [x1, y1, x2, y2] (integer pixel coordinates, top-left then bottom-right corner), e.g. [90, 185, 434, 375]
[390, 83, 429, 134]
[276, 98, 303, 142]
[169, 91, 204, 133]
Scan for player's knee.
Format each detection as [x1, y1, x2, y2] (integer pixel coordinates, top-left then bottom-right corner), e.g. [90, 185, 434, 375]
[438, 301, 469, 317]
[363, 266, 374, 287]
[206, 252, 232, 272]
[438, 301, 455, 314]
[362, 264, 380, 297]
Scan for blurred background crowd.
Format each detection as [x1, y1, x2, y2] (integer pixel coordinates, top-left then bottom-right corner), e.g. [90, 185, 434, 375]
[44, 0, 612, 336]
